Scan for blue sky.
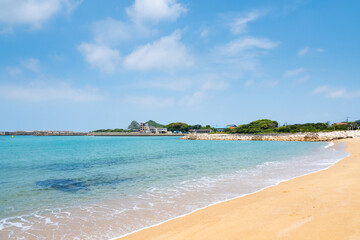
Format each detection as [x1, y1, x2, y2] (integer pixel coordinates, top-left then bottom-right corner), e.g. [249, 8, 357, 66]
[0, 0, 359, 131]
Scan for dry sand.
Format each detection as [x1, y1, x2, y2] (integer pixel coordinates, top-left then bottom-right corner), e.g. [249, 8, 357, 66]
[118, 138, 360, 240]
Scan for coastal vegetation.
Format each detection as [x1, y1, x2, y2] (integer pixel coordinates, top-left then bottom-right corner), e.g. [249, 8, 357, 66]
[92, 119, 360, 134]
[146, 120, 165, 128]
[232, 119, 278, 134]
[232, 119, 358, 134]
[165, 122, 213, 132]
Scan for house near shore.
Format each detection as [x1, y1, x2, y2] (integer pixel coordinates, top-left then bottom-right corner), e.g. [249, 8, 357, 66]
[214, 127, 228, 132]
[189, 129, 213, 134]
[154, 128, 167, 134]
[139, 122, 167, 134]
[214, 124, 237, 132]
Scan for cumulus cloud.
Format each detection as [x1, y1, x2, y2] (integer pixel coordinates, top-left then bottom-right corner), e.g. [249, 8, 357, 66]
[77, 43, 121, 73]
[126, 0, 187, 24]
[21, 58, 40, 72]
[0, 82, 103, 102]
[230, 10, 266, 34]
[123, 30, 193, 70]
[78, 1, 188, 72]
[283, 67, 305, 78]
[313, 85, 360, 99]
[0, 0, 81, 28]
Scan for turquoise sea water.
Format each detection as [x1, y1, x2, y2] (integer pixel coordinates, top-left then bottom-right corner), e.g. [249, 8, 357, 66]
[0, 136, 348, 239]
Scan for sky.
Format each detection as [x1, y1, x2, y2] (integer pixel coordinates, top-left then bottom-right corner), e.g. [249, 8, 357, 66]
[0, 0, 359, 131]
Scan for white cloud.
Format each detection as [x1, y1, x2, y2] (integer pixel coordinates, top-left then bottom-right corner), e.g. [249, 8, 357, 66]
[200, 80, 228, 91]
[21, 58, 40, 72]
[260, 79, 279, 88]
[213, 37, 279, 72]
[126, 0, 187, 24]
[92, 17, 153, 46]
[219, 37, 279, 56]
[273, 67, 309, 85]
[0, 0, 81, 28]
[313, 85, 329, 94]
[5, 66, 22, 76]
[293, 74, 310, 84]
[200, 29, 209, 38]
[243, 79, 279, 88]
[178, 91, 204, 106]
[77, 43, 121, 73]
[298, 47, 325, 56]
[298, 47, 309, 56]
[230, 10, 265, 34]
[313, 85, 360, 99]
[244, 80, 254, 87]
[0, 82, 103, 102]
[283, 67, 305, 78]
[123, 30, 193, 70]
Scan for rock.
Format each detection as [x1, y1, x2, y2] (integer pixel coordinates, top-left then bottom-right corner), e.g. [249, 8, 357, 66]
[180, 130, 360, 142]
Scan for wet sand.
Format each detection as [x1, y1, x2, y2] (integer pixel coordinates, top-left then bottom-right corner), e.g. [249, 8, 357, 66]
[118, 137, 360, 240]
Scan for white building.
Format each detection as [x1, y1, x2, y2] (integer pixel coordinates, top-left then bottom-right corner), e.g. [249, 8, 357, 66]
[139, 122, 150, 133]
[139, 122, 167, 134]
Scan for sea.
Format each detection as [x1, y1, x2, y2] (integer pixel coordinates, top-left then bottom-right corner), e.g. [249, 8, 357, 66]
[0, 135, 348, 239]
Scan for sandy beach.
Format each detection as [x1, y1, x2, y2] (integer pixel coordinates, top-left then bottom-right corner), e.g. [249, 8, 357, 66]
[118, 137, 360, 240]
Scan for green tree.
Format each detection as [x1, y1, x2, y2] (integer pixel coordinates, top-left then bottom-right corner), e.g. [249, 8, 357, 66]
[166, 122, 190, 132]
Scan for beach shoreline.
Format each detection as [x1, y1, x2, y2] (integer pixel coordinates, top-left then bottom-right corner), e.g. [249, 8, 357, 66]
[116, 137, 360, 240]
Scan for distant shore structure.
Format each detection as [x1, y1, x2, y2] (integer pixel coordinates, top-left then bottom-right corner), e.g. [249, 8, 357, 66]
[139, 122, 168, 134]
[182, 130, 360, 142]
[0, 131, 89, 136]
[189, 129, 213, 134]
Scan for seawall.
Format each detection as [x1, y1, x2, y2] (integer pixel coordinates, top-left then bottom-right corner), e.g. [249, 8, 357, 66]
[181, 130, 360, 142]
[91, 132, 185, 137]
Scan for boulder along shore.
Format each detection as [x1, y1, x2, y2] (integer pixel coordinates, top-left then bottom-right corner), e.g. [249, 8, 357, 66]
[181, 130, 360, 142]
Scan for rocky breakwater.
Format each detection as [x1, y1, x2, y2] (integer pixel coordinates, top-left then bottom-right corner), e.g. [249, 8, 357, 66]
[181, 130, 360, 142]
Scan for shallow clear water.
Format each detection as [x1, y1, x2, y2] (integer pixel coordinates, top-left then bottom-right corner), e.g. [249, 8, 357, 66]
[0, 136, 348, 239]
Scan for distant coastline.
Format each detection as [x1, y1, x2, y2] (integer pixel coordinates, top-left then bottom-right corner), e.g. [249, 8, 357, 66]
[0, 131, 184, 137]
[2, 130, 360, 140]
[3, 118, 359, 137]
